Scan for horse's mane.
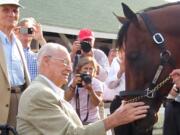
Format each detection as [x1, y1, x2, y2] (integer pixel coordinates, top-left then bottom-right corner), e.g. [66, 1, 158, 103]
[116, 20, 130, 49]
[116, 2, 180, 49]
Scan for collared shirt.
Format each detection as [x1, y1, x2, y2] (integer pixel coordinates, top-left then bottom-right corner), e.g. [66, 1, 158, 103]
[0, 31, 25, 86]
[23, 48, 38, 81]
[39, 74, 64, 99]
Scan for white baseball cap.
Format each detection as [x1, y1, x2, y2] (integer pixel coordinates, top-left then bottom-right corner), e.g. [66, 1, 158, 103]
[0, 0, 23, 7]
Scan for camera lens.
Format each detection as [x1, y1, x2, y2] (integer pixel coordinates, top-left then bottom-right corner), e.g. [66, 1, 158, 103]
[80, 73, 92, 84]
[80, 41, 92, 53]
[28, 28, 34, 34]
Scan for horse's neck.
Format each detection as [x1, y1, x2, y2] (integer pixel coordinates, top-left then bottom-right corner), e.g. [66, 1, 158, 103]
[147, 6, 180, 35]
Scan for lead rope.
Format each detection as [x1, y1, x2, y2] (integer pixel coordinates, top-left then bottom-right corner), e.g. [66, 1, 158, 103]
[126, 76, 171, 103]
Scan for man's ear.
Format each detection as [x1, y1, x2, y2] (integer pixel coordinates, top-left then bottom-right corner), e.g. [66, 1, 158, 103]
[14, 27, 20, 34]
[43, 55, 50, 63]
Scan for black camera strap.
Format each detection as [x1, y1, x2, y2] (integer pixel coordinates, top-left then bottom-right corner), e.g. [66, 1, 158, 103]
[73, 54, 81, 72]
[75, 87, 90, 123]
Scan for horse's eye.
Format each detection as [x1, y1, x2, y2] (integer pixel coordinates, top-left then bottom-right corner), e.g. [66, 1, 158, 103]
[127, 52, 140, 62]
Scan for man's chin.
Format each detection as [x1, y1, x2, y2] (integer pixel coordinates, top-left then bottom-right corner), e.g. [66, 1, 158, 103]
[62, 78, 68, 85]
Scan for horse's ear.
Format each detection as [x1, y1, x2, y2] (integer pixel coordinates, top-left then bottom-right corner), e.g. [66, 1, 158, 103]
[113, 12, 128, 24]
[121, 3, 138, 22]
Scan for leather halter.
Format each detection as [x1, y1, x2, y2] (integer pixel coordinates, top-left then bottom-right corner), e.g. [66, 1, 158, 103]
[120, 12, 175, 99]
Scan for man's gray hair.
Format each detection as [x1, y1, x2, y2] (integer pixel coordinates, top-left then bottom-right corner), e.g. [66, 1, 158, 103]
[37, 43, 68, 70]
[18, 17, 36, 26]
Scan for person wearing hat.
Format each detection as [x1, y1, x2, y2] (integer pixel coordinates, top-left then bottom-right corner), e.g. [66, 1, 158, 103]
[70, 28, 109, 82]
[0, 0, 30, 127]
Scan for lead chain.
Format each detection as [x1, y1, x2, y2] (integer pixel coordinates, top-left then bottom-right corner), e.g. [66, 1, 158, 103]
[126, 76, 171, 103]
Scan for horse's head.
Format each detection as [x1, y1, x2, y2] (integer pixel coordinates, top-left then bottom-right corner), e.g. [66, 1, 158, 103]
[115, 2, 180, 133]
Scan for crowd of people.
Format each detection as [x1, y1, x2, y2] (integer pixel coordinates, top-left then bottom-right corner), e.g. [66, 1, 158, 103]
[0, 0, 180, 135]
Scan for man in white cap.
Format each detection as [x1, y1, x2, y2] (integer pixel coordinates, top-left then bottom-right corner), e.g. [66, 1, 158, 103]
[0, 0, 30, 128]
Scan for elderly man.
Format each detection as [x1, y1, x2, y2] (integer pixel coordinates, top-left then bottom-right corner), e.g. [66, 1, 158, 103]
[0, 0, 30, 127]
[17, 43, 149, 135]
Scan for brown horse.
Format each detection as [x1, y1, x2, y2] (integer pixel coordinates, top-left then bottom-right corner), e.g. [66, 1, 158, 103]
[111, 2, 180, 135]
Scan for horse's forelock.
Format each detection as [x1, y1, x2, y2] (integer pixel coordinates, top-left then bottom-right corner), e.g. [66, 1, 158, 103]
[116, 21, 130, 49]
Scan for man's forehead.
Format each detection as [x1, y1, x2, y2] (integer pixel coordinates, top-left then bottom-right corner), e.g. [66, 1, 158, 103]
[55, 50, 70, 58]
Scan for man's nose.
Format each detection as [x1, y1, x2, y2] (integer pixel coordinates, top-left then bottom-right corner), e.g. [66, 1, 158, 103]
[67, 64, 72, 73]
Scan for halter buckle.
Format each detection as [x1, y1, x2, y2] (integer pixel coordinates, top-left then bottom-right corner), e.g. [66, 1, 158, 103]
[145, 88, 154, 98]
[153, 33, 164, 45]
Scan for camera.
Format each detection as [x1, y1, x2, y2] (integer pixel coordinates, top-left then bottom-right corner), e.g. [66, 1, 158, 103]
[77, 73, 92, 87]
[20, 27, 34, 34]
[80, 41, 92, 53]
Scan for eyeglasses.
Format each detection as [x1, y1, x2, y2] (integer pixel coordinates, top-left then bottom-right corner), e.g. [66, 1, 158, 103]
[47, 56, 71, 67]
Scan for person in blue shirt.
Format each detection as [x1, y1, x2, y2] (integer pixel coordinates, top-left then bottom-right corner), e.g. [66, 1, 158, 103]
[15, 17, 46, 80]
[0, 0, 30, 127]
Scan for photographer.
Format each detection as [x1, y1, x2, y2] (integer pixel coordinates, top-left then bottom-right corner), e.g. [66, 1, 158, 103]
[15, 17, 46, 80]
[65, 56, 103, 125]
[70, 28, 109, 82]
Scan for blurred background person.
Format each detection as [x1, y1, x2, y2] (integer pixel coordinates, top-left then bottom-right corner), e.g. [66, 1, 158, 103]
[70, 28, 109, 82]
[107, 48, 119, 66]
[15, 17, 46, 80]
[103, 48, 125, 102]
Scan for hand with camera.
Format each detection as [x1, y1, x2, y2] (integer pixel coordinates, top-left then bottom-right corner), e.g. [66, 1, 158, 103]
[32, 22, 46, 46]
[64, 74, 82, 101]
[71, 40, 93, 59]
[80, 41, 93, 56]
[78, 72, 102, 106]
[65, 56, 103, 123]
[70, 40, 81, 60]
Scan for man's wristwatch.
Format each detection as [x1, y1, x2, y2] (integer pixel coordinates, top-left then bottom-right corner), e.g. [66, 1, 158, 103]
[173, 85, 180, 93]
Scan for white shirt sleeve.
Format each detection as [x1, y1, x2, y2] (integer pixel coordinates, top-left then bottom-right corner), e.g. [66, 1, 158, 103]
[93, 49, 109, 82]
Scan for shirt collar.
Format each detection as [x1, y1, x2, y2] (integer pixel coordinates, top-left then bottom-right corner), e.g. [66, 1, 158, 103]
[39, 74, 64, 99]
[0, 31, 17, 45]
[23, 47, 30, 51]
